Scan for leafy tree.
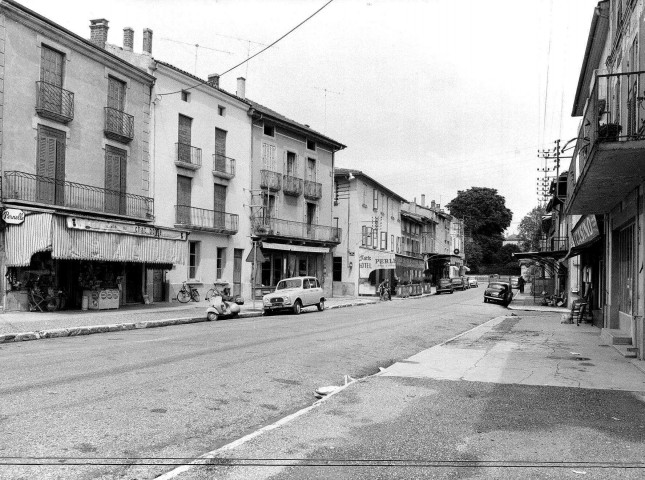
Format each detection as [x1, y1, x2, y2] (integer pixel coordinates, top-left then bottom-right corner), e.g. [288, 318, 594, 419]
[517, 205, 546, 252]
[447, 187, 513, 267]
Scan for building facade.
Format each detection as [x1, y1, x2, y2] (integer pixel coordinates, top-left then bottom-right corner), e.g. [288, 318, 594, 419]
[567, 0, 645, 354]
[0, 2, 188, 311]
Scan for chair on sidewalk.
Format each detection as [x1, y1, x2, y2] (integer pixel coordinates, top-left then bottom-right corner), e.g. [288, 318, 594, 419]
[571, 302, 588, 326]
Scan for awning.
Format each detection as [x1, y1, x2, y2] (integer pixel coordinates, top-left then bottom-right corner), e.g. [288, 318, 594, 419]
[4, 213, 187, 266]
[261, 242, 330, 254]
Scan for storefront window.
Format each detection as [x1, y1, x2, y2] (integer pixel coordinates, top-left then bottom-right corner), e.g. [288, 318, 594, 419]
[618, 223, 635, 315]
[189, 241, 200, 279]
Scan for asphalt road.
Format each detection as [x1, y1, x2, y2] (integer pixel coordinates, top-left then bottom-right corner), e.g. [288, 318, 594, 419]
[0, 287, 501, 479]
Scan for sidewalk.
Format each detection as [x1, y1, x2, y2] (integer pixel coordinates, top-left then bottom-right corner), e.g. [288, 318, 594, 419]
[0, 295, 380, 343]
[167, 312, 645, 479]
[507, 289, 569, 314]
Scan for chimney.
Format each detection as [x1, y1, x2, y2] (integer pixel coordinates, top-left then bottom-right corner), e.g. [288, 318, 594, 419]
[143, 28, 153, 55]
[208, 73, 220, 88]
[89, 19, 109, 49]
[421, 194, 426, 207]
[431, 200, 436, 209]
[237, 77, 246, 99]
[123, 27, 134, 51]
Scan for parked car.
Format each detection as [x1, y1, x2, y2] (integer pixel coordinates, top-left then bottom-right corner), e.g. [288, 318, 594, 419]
[450, 277, 467, 291]
[436, 278, 454, 294]
[510, 276, 520, 289]
[468, 277, 479, 288]
[484, 281, 513, 306]
[262, 276, 325, 315]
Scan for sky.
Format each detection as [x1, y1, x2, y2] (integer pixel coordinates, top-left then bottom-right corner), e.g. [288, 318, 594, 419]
[18, 0, 600, 233]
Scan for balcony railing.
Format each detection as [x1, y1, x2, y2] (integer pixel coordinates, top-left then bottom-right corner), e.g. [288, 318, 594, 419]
[212, 154, 235, 179]
[260, 169, 281, 191]
[35, 81, 74, 124]
[3, 171, 154, 220]
[252, 217, 341, 244]
[539, 236, 569, 253]
[175, 142, 202, 169]
[175, 205, 238, 234]
[404, 250, 423, 258]
[282, 175, 303, 196]
[104, 107, 134, 143]
[304, 180, 322, 199]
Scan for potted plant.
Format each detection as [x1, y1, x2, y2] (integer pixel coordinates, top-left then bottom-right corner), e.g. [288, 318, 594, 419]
[598, 122, 622, 142]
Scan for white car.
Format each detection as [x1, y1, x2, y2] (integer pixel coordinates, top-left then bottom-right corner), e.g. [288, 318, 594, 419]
[262, 276, 325, 315]
[468, 277, 478, 288]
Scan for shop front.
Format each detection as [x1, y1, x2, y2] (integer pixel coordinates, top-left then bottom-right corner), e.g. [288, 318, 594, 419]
[252, 242, 330, 299]
[357, 247, 395, 296]
[3, 212, 187, 311]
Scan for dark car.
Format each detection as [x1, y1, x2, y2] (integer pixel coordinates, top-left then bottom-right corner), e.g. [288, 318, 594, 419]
[450, 277, 467, 291]
[484, 281, 513, 306]
[436, 278, 454, 294]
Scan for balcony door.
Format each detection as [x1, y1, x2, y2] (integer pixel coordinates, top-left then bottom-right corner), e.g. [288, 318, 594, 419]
[306, 202, 316, 236]
[215, 128, 227, 171]
[178, 115, 192, 164]
[40, 46, 64, 114]
[104, 146, 126, 214]
[36, 125, 65, 205]
[107, 77, 126, 135]
[214, 184, 226, 229]
[177, 175, 192, 224]
[306, 157, 316, 182]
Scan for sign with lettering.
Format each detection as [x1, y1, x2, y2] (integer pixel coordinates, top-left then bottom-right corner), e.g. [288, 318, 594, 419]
[572, 215, 600, 247]
[359, 248, 395, 278]
[66, 217, 188, 240]
[2, 209, 25, 224]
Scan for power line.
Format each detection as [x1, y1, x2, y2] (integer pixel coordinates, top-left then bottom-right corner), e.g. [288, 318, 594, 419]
[158, 0, 336, 97]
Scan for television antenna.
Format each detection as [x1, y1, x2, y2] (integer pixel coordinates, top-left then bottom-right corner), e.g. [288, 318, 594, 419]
[313, 86, 341, 130]
[159, 37, 233, 75]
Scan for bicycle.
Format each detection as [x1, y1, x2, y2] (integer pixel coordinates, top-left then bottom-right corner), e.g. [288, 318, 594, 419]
[28, 286, 67, 312]
[177, 281, 200, 303]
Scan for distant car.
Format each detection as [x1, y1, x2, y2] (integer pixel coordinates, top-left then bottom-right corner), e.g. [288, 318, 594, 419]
[468, 277, 478, 288]
[450, 277, 467, 291]
[262, 276, 325, 315]
[484, 281, 513, 306]
[436, 278, 454, 294]
[510, 277, 520, 289]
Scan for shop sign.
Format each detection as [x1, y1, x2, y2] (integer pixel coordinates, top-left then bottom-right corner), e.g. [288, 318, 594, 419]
[66, 217, 188, 240]
[572, 215, 600, 247]
[2, 209, 25, 224]
[359, 248, 395, 278]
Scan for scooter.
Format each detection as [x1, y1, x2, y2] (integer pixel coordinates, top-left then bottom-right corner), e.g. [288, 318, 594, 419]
[206, 282, 241, 321]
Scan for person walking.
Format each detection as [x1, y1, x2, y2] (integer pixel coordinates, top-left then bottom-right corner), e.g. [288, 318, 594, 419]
[379, 279, 391, 301]
[518, 275, 525, 294]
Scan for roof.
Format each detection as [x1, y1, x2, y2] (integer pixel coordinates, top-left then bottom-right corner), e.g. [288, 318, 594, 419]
[247, 99, 346, 151]
[334, 168, 407, 202]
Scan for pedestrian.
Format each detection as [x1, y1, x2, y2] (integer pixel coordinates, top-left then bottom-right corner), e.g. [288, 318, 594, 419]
[518, 275, 525, 293]
[379, 279, 390, 301]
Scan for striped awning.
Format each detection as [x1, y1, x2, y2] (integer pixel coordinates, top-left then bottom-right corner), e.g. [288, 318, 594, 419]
[4, 213, 187, 266]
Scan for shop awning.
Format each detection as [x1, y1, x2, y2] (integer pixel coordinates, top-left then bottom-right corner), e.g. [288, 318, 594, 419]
[5, 212, 53, 267]
[261, 242, 330, 254]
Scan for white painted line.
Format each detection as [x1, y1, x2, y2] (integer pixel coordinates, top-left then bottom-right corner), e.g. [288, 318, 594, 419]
[155, 379, 357, 479]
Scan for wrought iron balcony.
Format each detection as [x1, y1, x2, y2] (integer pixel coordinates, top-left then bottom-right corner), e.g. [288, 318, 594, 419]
[175, 205, 238, 234]
[539, 236, 568, 253]
[35, 81, 74, 124]
[252, 217, 341, 244]
[175, 142, 202, 169]
[568, 70, 645, 214]
[3, 171, 154, 220]
[404, 250, 423, 259]
[104, 107, 134, 143]
[282, 175, 303, 196]
[212, 154, 236, 179]
[304, 180, 322, 199]
[260, 169, 281, 191]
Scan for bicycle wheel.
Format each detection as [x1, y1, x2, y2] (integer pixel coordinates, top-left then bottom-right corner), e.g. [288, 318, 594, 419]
[177, 289, 190, 303]
[205, 289, 215, 300]
[191, 290, 200, 302]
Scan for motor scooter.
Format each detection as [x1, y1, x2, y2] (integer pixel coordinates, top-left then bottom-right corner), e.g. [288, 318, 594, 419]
[206, 282, 241, 321]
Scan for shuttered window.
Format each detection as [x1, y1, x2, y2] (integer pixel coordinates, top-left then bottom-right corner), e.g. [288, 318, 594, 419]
[215, 128, 227, 171]
[214, 184, 226, 228]
[104, 146, 127, 214]
[262, 143, 277, 171]
[36, 125, 66, 205]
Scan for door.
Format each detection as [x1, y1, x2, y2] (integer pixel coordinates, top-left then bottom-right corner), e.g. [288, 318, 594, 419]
[152, 269, 164, 302]
[213, 184, 226, 229]
[105, 146, 126, 214]
[40, 45, 64, 114]
[107, 76, 126, 135]
[306, 202, 316, 237]
[233, 249, 243, 297]
[177, 175, 192, 224]
[36, 125, 65, 205]
[125, 263, 142, 304]
[215, 128, 227, 172]
[178, 115, 192, 163]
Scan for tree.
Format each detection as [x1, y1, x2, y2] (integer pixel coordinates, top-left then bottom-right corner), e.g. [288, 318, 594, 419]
[517, 205, 546, 252]
[447, 187, 513, 267]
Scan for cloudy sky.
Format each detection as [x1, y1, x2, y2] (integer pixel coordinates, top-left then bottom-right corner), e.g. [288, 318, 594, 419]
[19, 0, 599, 232]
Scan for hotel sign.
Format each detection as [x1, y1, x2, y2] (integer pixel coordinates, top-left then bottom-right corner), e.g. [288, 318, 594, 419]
[359, 248, 395, 278]
[572, 215, 600, 247]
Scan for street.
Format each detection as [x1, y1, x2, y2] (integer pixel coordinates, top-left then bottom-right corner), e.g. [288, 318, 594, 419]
[0, 288, 500, 479]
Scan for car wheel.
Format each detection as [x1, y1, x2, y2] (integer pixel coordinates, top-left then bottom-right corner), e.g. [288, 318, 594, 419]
[293, 300, 302, 315]
[317, 299, 325, 311]
[263, 309, 272, 316]
[207, 312, 218, 321]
